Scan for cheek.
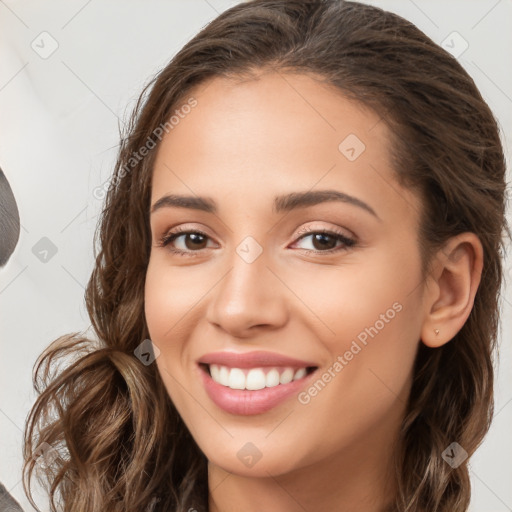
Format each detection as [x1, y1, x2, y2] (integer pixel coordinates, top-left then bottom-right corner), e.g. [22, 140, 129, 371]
[144, 265, 169, 343]
[292, 246, 423, 405]
[144, 261, 198, 414]
[291, 286, 419, 461]
[144, 257, 205, 341]
[284, 245, 422, 351]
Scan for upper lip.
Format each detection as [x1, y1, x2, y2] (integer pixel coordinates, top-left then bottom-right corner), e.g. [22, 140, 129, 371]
[197, 350, 317, 369]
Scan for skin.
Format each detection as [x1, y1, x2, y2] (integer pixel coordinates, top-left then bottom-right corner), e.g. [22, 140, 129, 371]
[144, 69, 483, 512]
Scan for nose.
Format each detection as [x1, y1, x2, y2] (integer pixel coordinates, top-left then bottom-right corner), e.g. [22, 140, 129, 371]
[205, 247, 289, 339]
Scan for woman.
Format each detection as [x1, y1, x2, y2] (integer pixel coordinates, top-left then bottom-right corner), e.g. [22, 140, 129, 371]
[22, 1, 509, 511]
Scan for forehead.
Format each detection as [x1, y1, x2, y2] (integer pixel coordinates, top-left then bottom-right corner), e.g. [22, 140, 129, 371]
[151, 71, 420, 224]
[173, 70, 385, 152]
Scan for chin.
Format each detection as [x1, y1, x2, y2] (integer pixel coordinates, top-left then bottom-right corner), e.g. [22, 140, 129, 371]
[199, 434, 313, 478]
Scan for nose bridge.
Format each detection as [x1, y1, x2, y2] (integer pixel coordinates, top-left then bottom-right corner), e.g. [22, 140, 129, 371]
[206, 234, 288, 335]
[217, 237, 272, 310]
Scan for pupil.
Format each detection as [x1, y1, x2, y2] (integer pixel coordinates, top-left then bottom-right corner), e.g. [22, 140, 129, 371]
[187, 233, 206, 249]
[313, 233, 335, 250]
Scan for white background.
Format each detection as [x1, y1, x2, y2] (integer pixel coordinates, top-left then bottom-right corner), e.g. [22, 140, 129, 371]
[1, 1, 511, 511]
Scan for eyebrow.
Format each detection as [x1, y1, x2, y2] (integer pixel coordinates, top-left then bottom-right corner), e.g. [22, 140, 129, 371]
[150, 189, 379, 219]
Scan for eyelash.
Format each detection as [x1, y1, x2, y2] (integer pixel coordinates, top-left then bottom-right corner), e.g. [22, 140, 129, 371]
[157, 226, 356, 258]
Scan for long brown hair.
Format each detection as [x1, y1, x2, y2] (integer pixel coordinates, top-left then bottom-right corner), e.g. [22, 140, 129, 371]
[23, 1, 509, 510]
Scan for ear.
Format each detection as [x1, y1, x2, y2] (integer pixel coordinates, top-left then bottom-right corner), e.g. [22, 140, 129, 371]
[420, 232, 484, 348]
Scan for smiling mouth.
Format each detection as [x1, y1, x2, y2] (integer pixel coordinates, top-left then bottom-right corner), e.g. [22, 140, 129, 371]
[200, 363, 317, 391]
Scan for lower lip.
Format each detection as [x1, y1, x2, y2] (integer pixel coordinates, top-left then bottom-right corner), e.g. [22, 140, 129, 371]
[200, 366, 315, 415]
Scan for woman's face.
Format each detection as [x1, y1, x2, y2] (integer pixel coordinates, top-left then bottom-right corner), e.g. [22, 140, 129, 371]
[145, 71, 427, 478]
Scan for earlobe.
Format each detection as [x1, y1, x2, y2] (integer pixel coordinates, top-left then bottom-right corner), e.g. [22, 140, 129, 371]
[420, 233, 484, 348]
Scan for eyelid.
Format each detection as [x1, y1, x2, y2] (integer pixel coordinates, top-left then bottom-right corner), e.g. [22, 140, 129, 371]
[156, 223, 214, 242]
[292, 223, 355, 242]
[158, 222, 354, 241]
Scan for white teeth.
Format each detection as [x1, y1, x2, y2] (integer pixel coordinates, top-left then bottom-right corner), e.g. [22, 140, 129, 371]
[208, 365, 310, 390]
[218, 365, 229, 386]
[210, 364, 220, 382]
[228, 368, 246, 390]
[294, 368, 307, 380]
[246, 369, 266, 390]
[266, 368, 280, 388]
[279, 368, 294, 385]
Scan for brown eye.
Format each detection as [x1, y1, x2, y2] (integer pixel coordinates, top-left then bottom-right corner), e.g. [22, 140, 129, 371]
[310, 233, 338, 251]
[177, 232, 208, 250]
[160, 229, 213, 256]
[294, 230, 356, 254]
